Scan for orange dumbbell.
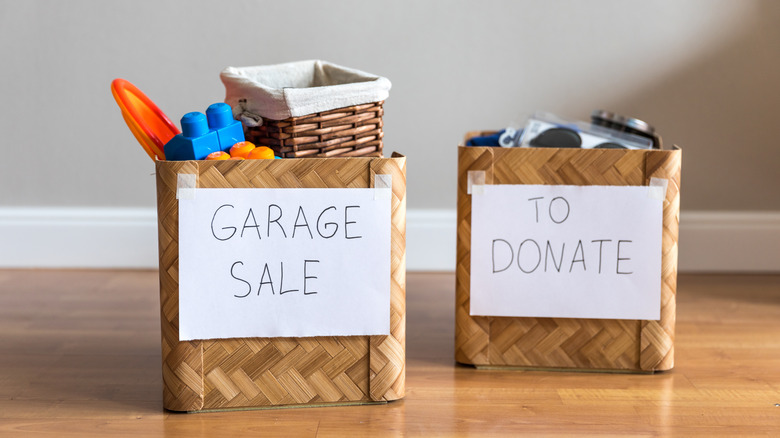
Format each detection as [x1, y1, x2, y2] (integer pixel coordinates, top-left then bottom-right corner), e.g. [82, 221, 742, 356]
[229, 141, 256, 159]
[247, 146, 275, 160]
[205, 151, 230, 160]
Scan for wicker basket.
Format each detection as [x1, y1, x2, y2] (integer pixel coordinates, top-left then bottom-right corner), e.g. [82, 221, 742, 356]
[455, 132, 681, 373]
[155, 155, 406, 411]
[244, 101, 384, 158]
[221, 60, 390, 159]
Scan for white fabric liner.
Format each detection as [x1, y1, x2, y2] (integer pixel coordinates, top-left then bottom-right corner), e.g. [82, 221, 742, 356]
[220, 60, 391, 126]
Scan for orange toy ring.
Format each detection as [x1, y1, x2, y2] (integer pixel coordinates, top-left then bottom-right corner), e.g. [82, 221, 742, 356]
[111, 78, 180, 161]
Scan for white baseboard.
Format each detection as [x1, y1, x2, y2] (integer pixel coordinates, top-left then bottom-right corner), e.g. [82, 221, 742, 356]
[676, 211, 780, 273]
[1, 207, 779, 272]
[0, 207, 159, 269]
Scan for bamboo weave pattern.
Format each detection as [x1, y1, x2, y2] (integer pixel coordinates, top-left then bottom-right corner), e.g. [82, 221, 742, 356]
[156, 156, 406, 411]
[455, 140, 681, 372]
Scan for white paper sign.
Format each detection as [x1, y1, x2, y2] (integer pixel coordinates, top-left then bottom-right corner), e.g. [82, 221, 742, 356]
[178, 187, 391, 341]
[470, 184, 663, 320]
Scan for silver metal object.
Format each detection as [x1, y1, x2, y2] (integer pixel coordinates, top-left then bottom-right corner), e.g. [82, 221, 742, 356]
[591, 110, 660, 149]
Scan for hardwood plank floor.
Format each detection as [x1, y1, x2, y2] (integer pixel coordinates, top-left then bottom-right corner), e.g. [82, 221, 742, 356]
[0, 270, 778, 436]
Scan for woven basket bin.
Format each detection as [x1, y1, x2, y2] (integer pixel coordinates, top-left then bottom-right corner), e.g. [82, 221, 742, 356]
[155, 154, 406, 411]
[243, 101, 384, 158]
[455, 132, 682, 373]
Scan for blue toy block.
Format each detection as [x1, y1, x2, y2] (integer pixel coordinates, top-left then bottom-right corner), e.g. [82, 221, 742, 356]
[206, 103, 244, 152]
[163, 112, 220, 161]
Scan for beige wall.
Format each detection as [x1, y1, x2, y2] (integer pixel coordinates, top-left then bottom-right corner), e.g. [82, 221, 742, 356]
[1, 0, 779, 212]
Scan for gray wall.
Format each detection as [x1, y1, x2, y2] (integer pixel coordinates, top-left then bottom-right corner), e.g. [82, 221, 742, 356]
[2, 0, 779, 212]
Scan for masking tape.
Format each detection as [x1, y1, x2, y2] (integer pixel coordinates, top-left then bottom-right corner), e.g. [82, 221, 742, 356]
[648, 177, 668, 201]
[177, 174, 198, 200]
[468, 170, 486, 195]
[374, 174, 392, 200]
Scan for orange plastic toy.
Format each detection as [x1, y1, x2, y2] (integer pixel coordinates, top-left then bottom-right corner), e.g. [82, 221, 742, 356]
[229, 141, 256, 159]
[247, 146, 275, 160]
[111, 78, 180, 161]
[205, 151, 230, 160]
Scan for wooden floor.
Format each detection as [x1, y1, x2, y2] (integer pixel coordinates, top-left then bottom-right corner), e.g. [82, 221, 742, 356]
[0, 270, 779, 437]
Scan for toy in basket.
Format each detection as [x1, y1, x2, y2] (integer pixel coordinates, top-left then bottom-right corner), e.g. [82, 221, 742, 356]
[221, 60, 391, 158]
